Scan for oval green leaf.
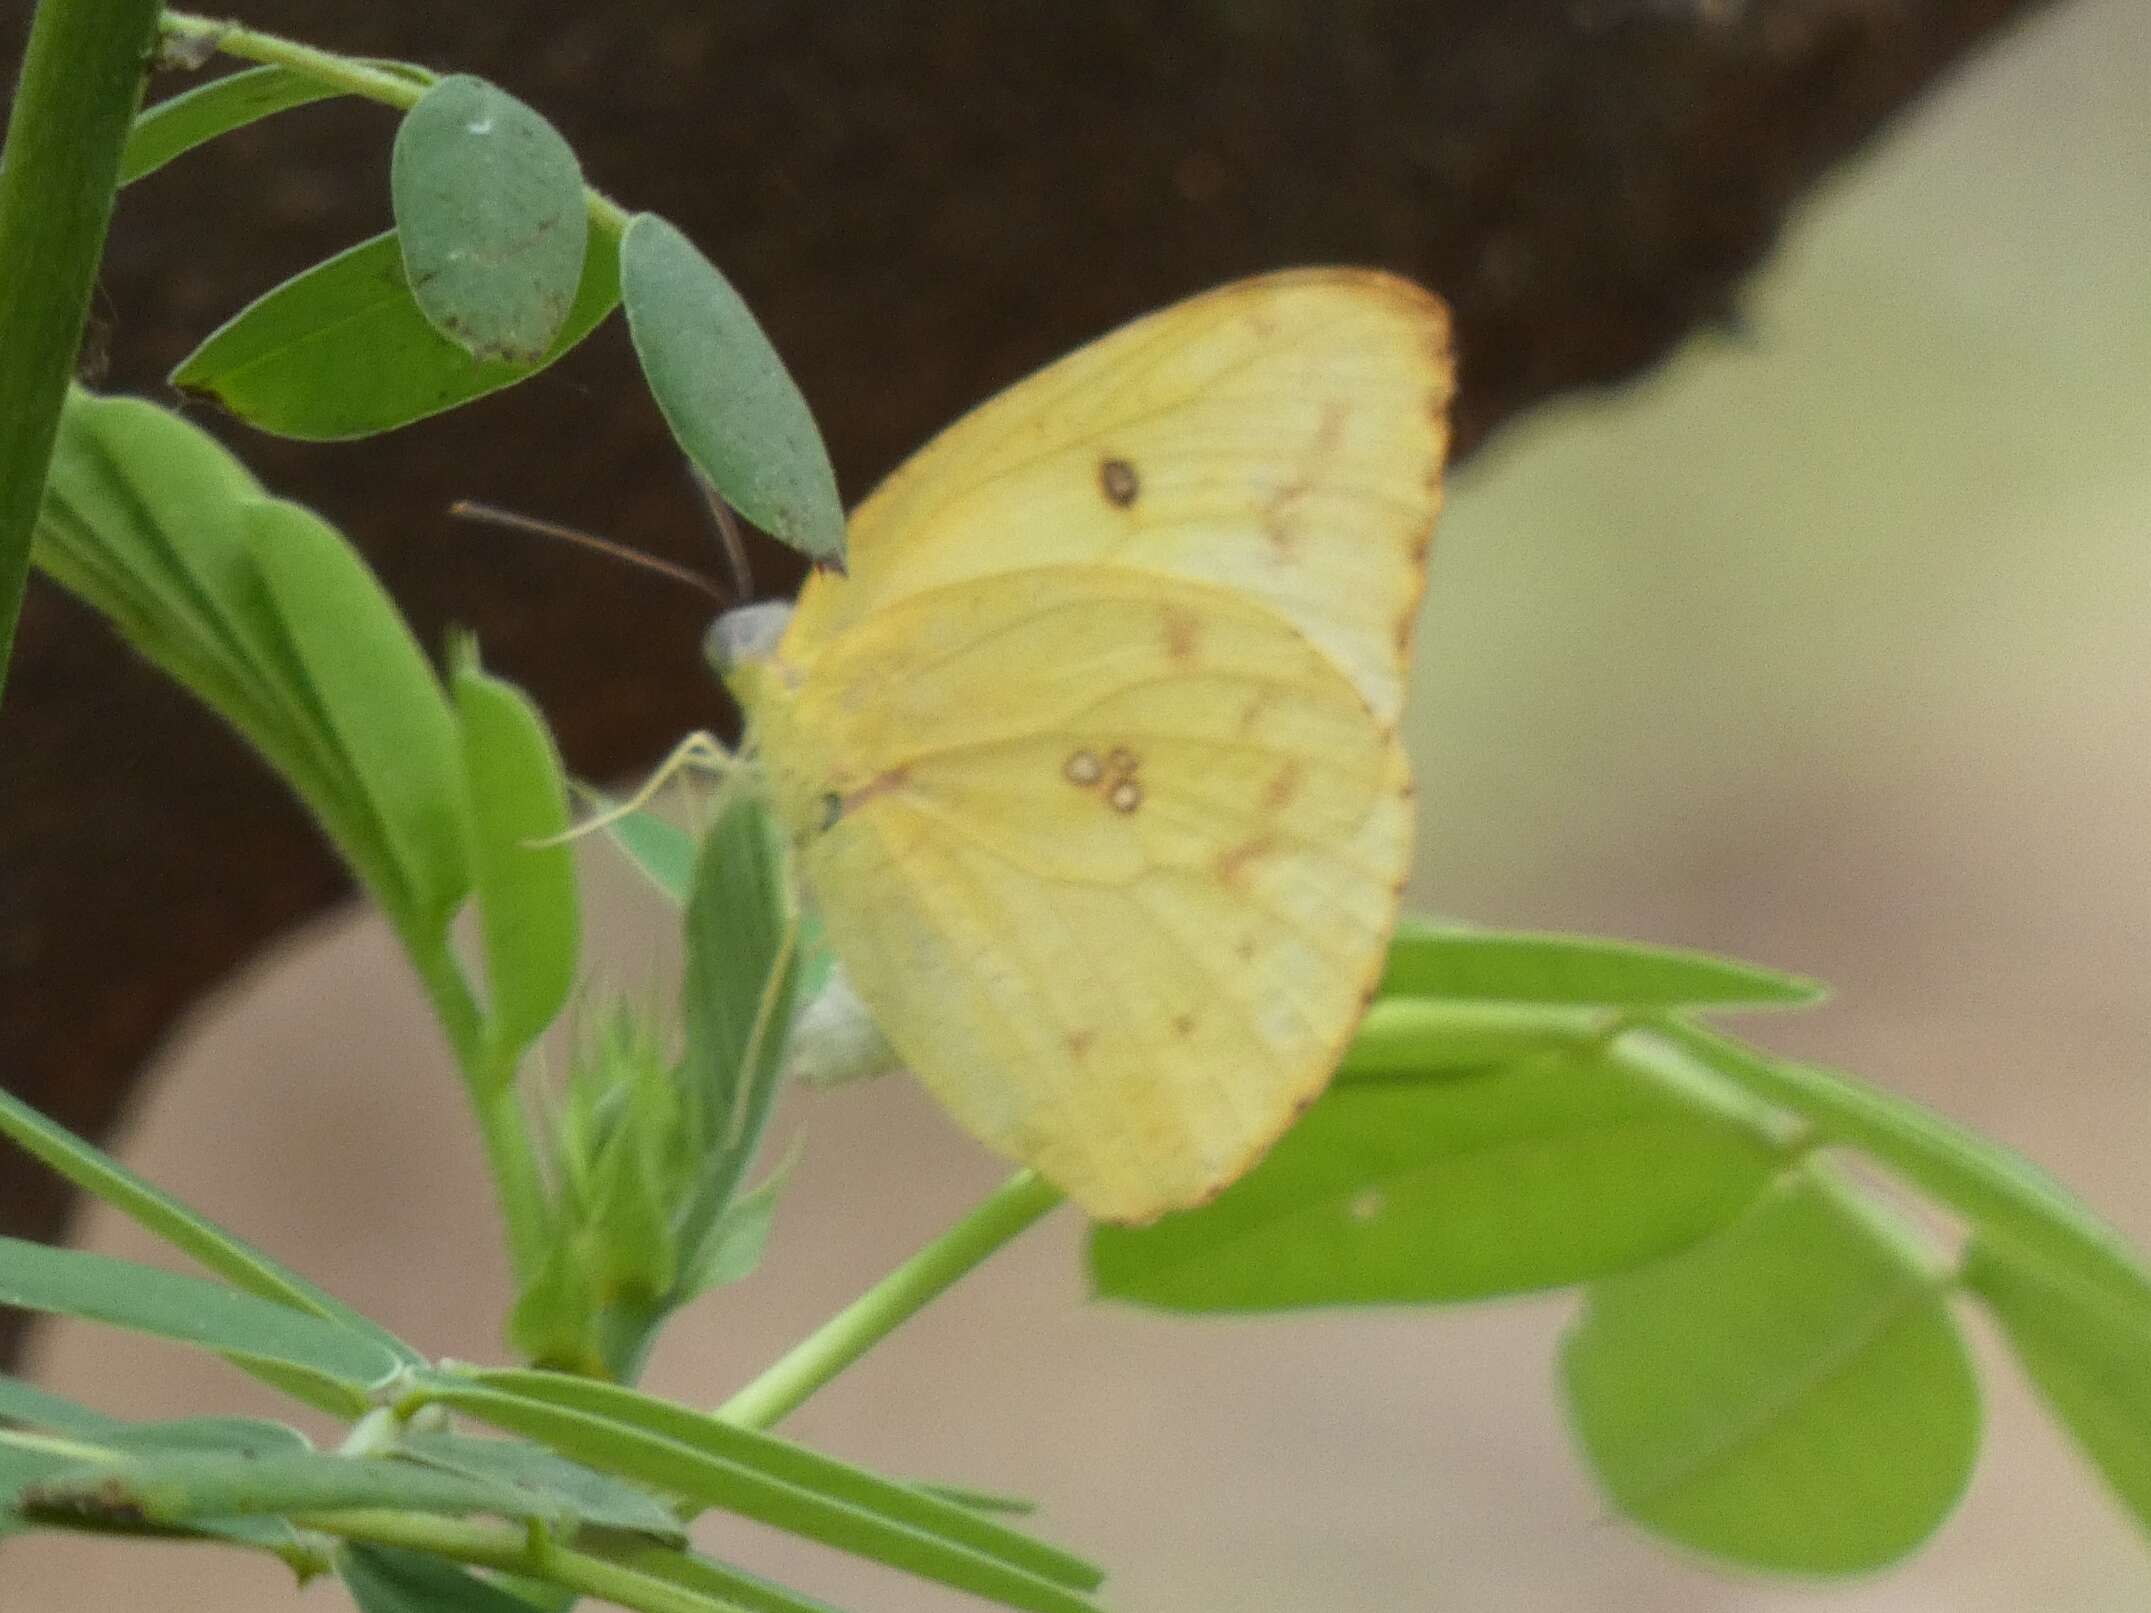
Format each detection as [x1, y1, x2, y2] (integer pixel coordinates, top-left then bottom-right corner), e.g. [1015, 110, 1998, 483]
[341, 1544, 543, 1613]
[172, 228, 620, 440]
[1561, 1166, 1979, 1573]
[391, 76, 588, 363]
[621, 214, 845, 564]
[1092, 1042, 1783, 1310]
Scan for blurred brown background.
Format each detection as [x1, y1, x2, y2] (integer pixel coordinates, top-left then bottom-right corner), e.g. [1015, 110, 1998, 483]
[9, 0, 2151, 1608]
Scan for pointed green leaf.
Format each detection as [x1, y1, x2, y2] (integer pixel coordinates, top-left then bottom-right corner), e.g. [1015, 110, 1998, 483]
[122, 62, 434, 186]
[680, 788, 801, 1201]
[1562, 1166, 1979, 1573]
[423, 1369, 1104, 1605]
[392, 76, 588, 363]
[172, 228, 620, 440]
[1965, 1229, 2151, 1535]
[454, 652, 579, 1060]
[1381, 922, 1823, 1008]
[0, 1375, 118, 1437]
[99, 1417, 311, 1457]
[621, 215, 844, 564]
[1094, 1041, 1783, 1310]
[340, 1544, 541, 1613]
[21, 1448, 563, 1532]
[683, 1162, 784, 1297]
[0, 1236, 402, 1397]
[0, 1085, 419, 1363]
[595, 1542, 852, 1613]
[400, 1430, 686, 1541]
[602, 801, 698, 905]
[248, 497, 472, 933]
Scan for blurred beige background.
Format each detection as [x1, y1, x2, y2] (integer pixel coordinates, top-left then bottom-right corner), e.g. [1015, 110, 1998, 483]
[11, 0, 2151, 1607]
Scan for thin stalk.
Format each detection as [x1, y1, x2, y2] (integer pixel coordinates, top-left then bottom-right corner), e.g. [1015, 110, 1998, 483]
[408, 935, 549, 1289]
[0, 0, 164, 703]
[717, 1170, 1064, 1431]
[155, 10, 630, 234]
[298, 1510, 725, 1613]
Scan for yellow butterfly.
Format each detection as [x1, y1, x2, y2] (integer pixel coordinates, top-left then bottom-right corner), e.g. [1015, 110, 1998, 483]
[714, 269, 1453, 1223]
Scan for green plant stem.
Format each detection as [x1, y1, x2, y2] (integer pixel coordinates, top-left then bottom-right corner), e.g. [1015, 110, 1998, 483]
[409, 938, 549, 1288]
[155, 10, 631, 235]
[0, 0, 163, 703]
[716, 1170, 1064, 1431]
[299, 1510, 716, 1613]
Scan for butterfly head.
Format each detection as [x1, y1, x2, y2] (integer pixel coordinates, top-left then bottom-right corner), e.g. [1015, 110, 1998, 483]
[705, 601, 794, 680]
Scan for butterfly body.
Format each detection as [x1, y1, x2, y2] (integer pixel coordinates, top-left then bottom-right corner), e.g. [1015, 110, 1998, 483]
[720, 268, 1452, 1222]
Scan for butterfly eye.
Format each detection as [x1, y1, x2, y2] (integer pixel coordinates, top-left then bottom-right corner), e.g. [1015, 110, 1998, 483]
[1098, 456, 1140, 507]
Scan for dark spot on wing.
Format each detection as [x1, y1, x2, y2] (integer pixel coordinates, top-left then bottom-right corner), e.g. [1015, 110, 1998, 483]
[1100, 457, 1140, 507]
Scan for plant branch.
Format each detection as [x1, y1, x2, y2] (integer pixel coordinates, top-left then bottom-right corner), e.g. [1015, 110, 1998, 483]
[297, 1510, 717, 1613]
[716, 1169, 1063, 1431]
[155, 10, 630, 234]
[0, 0, 163, 704]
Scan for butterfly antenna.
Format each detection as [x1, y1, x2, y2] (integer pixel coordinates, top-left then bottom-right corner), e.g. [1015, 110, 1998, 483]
[449, 499, 731, 605]
[687, 465, 757, 605]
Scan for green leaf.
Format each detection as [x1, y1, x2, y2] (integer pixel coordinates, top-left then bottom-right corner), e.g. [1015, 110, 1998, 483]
[683, 1161, 785, 1297]
[1381, 921, 1823, 1009]
[19, 1449, 566, 1532]
[399, 1430, 686, 1542]
[620, 214, 845, 564]
[392, 76, 588, 364]
[422, 1369, 1105, 1607]
[0, 1236, 402, 1401]
[0, 1374, 118, 1437]
[679, 788, 801, 1209]
[340, 1544, 541, 1613]
[602, 801, 698, 905]
[1660, 1023, 2151, 1306]
[1561, 1166, 1979, 1573]
[171, 228, 621, 440]
[122, 62, 433, 186]
[97, 1416, 311, 1458]
[1965, 1229, 2151, 1535]
[248, 498, 472, 935]
[0, 1085, 419, 1364]
[454, 650, 580, 1061]
[1093, 1042, 1783, 1310]
[594, 1542, 851, 1613]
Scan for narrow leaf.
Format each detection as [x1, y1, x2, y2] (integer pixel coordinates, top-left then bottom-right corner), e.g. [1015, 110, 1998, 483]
[1382, 922, 1823, 1009]
[341, 1543, 541, 1613]
[423, 1370, 1104, 1607]
[122, 62, 434, 186]
[1561, 1166, 1979, 1573]
[172, 228, 620, 440]
[621, 215, 844, 564]
[21, 1449, 564, 1532]
[0, 1236, 401, 1396]
[596, 1542, 852, 1613]
[399, 1430, 686, 1542]
[0, 1374, 118, 1437]
[0, 1085, 419, 1363]
[1094, 1042, 1783, 1310]
[454, 652, 580, 1061]
[392, 76, 588, 363]
[680, 788, 801, 1209]
[1965, 1229, 2151, 1535]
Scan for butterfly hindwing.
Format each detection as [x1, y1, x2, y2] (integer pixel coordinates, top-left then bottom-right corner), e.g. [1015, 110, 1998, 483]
[761, 567, 1409, 1221]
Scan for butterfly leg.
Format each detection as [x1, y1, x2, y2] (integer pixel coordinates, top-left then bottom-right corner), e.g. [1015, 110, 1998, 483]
[536, 730, 739, 845]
